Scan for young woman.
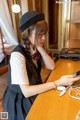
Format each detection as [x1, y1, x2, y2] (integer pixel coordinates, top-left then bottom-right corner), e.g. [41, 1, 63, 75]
[2, 11, 80, 120]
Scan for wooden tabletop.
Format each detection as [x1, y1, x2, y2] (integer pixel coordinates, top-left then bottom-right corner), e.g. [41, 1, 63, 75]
[26, 59, 80, 120]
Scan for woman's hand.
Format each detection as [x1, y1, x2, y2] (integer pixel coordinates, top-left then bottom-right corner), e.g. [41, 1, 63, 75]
[55, 75, 80, 86]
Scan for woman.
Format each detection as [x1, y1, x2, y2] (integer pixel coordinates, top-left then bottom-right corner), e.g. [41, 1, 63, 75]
[2, 11, 80, 120]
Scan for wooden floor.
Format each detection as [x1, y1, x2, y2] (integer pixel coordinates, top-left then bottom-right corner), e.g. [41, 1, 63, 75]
[0, 65, 8, 76]
[0, 66, 8, 118]
[0, 99, 3, 112]
[0, 99, 3, 120]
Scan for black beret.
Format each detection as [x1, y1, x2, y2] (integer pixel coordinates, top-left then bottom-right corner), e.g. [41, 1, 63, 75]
[19, 11, 45, 32]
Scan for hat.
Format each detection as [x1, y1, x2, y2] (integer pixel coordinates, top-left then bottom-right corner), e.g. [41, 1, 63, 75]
[19, 11, 45, 32]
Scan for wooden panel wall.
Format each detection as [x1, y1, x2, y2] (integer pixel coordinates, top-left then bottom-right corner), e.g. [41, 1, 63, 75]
[48, 0, 59, 49]
[28, 0, 42, 12]
[69, 4, 80, 48]
[35, 0, 42, 12]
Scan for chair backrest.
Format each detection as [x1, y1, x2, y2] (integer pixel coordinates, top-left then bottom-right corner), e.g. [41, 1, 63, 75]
[0, 27, 4, 50]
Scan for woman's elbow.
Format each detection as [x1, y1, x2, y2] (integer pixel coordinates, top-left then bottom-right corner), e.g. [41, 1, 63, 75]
[46, 65, 55, 70]
[48, 63, 55, 70]
[50, 65, 55, 70]
[20, 85, 32, 98]
[23, 93, 30, 98]
[49, 61, 55, 70]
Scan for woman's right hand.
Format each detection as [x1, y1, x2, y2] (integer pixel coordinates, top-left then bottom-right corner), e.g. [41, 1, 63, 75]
[55, 75, 80, 86]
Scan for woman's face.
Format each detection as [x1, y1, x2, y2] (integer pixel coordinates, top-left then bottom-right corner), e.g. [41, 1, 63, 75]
[29, 30, 47, 47]
[37, 32, 47, 47]
[29, 20, 48, 48]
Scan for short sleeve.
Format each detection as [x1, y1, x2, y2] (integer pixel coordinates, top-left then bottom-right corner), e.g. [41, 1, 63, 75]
[10, 52, 29, 85]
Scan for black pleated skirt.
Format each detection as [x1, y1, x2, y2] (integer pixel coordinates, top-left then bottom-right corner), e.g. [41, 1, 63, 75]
[2, 87, 34, 120]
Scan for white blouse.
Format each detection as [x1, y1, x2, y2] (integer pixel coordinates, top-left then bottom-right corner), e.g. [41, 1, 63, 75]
[10, 52, 29, 85]
[10, 46, 38, 85]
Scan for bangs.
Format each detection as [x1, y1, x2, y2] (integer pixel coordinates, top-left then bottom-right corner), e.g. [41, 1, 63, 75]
[36, 20, 48, 35]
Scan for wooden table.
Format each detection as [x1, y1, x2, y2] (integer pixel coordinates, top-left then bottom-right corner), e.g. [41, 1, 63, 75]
[26, 59, 80, 120]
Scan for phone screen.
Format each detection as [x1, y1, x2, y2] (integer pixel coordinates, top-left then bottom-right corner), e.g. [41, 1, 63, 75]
[73, 71, 80, 77]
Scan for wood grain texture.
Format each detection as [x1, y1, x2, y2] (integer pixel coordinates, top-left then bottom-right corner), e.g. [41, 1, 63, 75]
[0, 65, 8, 76]
[0, 99, 3, 112]
[26, 59, 80, 120]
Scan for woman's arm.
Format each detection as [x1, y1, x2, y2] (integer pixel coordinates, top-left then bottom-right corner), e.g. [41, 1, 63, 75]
[20, 75, 80, 98]
[37, 46, 55, 70]
[10, 52, 29, 84]
[10, 51, 80, 98]
[20, 82, 56, 97]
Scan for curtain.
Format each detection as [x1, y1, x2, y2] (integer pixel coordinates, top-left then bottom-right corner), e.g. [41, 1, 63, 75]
[0, 0, 18, 45]
[21, 0, 28, 14]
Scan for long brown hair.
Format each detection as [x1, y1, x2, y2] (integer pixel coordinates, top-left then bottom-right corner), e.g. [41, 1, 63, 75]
[22, 20, 48, 81]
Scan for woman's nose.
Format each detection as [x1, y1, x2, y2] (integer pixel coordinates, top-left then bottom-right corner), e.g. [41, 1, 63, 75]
[41, 34, 46, 40]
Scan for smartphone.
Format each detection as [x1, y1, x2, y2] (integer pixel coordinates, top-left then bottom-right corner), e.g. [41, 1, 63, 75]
[73, 71, 80, 77]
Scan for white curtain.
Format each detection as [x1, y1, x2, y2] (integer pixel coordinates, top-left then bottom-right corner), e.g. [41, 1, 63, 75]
[21, 0, 28, 14]
[0, 0, 18, 45]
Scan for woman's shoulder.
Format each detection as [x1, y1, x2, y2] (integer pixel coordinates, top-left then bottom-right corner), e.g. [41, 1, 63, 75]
[12, 44, 26, 57]
[12, 44, 25, 52]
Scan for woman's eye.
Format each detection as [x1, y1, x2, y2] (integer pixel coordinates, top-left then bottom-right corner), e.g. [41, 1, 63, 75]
[38, 33, 47, 38]
[39, 35, 42, 38]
